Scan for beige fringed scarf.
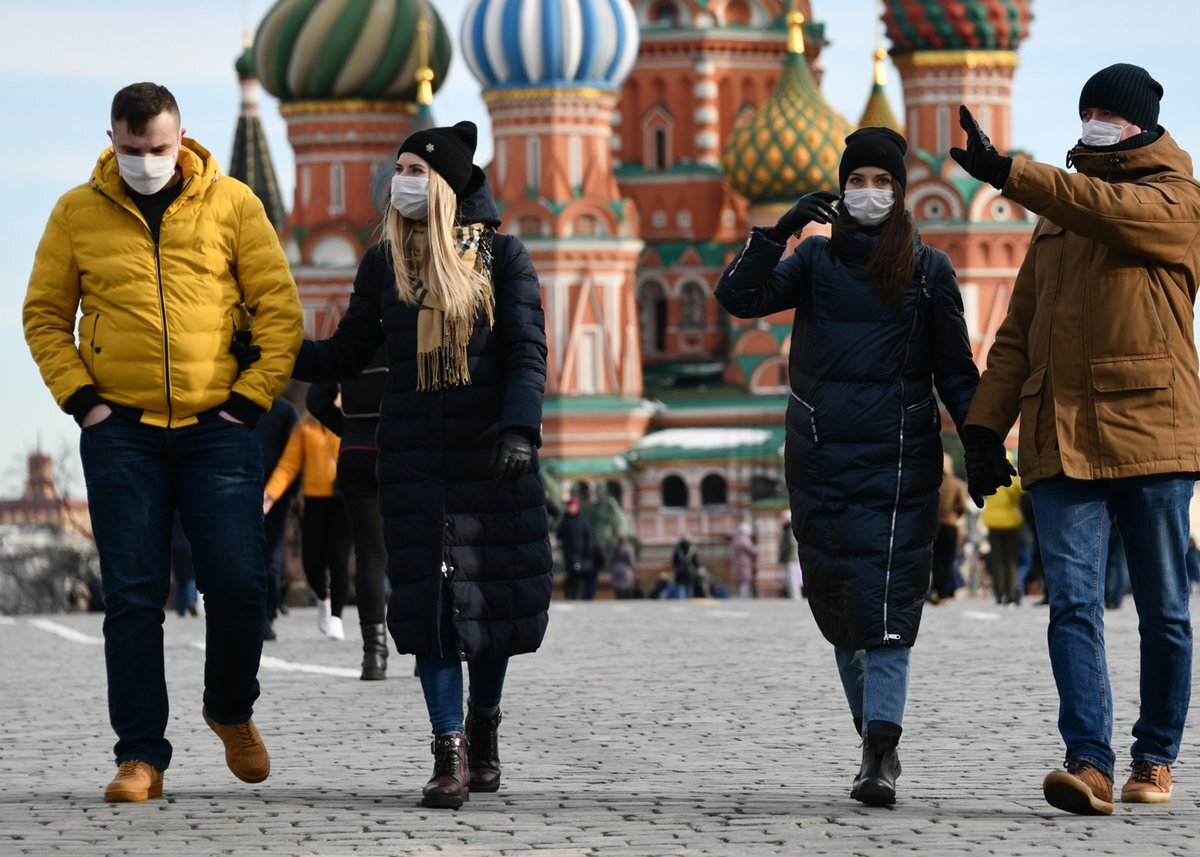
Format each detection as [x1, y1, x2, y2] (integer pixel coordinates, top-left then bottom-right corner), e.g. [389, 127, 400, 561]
[404, 221, 494, 391]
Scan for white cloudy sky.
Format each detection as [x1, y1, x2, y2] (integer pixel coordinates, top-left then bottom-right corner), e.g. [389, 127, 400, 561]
[1, 0, 1198, 495]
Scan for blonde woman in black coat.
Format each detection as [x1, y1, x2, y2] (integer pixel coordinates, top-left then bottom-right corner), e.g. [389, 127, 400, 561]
[293, 122, 551, 809]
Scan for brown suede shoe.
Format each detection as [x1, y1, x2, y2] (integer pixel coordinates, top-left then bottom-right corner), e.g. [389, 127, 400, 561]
[104, 761, 163, 803]
[1122, 761, 1173, 803]
[1043, 760, 1114, 815]
[203, 708, 270, 783]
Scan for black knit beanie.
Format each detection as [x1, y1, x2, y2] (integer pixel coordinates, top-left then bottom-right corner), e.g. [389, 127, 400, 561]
[1078, 64, 1162, 131]
[396, 121, 478, 198]
[839, 127, 908, 191]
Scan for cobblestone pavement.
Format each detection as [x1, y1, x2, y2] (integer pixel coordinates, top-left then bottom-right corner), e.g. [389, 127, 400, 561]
[2, 596, 1199, 856]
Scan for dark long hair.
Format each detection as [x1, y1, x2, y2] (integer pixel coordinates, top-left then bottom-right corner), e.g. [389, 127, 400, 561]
[833, 179, 915, 311]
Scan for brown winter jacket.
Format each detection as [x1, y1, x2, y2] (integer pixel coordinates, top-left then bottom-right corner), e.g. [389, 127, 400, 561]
[965, 130, 1200, 487]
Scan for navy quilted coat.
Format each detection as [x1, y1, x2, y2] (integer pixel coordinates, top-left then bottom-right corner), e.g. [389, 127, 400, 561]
[716, 226, 978, 651]
[293, 169, 552, 660]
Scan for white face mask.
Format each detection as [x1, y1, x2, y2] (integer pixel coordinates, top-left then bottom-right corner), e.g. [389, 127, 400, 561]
[116, 149, 179, 195]
[842, 188, 895, 227]
[391, 175, 429, 219]
[1080, 118, 1127, 148]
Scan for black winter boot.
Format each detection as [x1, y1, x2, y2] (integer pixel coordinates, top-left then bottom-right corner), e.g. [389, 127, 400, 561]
[422, 733, 469, 808]
[360, 623, 388, 681]
[464, 708, 502, 792]
[854, 721, 902, 806]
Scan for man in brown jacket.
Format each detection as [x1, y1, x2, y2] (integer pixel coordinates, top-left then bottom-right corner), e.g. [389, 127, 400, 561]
[951, 64, 1200, 816]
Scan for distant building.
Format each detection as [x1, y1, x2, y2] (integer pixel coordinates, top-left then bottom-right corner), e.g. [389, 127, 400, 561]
[0, 451, 91, 537]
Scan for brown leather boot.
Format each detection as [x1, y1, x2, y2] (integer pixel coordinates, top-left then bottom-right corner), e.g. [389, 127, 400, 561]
[1122, 761, 1173, 803]
[203, 708, 271, 783]
[465, 708, 502, 792]
[1043, 760, 1113, 815]
[422, 733, 469, 808]
[104, 761, 164, 802]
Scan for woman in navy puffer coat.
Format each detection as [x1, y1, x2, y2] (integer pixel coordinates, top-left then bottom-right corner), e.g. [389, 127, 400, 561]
[292, 122, 551, 810]
[716, 128, 978, 807]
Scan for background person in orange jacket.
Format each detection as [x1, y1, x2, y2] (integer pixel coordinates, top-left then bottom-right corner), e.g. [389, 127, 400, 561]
[264, 412, 351, 641]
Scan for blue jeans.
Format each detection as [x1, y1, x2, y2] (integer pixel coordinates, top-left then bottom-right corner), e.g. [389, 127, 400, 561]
[415, 588, 509, 735]
[1030, 474, 1194, 779]
[834, 646, 912, 730]
[80, 416, 267, 770]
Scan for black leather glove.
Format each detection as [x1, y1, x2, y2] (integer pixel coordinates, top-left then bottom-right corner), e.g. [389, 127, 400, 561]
[962, 424, 1016, 507]
[949, 106, 1013, 190]
[774, 191, 840, 238]
[490, 429, 534, 485]
[229, 329, 262, 372]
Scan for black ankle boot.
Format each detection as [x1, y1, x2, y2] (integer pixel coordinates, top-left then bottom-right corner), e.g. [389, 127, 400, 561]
[360, 623, 388, 681]
[464, 708, 502, 792]
[422, 733, 469, 808]
[855, 721, 902, 806]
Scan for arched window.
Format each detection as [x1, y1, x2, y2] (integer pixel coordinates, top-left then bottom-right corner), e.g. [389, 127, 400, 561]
[700, 473, 728, 506]
[679, 282, 707, 329]
[516, 216, 546, 238]
[652, 126, 668, 169]
[724, 0, 751, 25]
[650, 1, 679, 26]
[572, 215, 606, 237]
[637, 281, 668, 354]
[605, 480, 624, 507]
[661, 475, 688, 508]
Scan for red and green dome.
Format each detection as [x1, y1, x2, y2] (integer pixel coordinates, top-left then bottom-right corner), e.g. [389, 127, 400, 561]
[254, 0, 451, 102]
[884, 0, 1034, 55]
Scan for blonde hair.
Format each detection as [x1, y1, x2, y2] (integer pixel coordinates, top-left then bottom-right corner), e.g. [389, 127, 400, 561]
[384, 168, 492, 322]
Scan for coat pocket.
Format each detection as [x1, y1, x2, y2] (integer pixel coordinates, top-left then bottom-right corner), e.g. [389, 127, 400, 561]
[789, 390, 819, 443]
[78, 312, 101, 378]
[1091, 355, 1176, 465]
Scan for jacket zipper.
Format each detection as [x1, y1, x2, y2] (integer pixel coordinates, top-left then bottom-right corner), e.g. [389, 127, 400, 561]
[788, 389, 820, 443]
[882, 274, 929, 644]
[93, 178, 192, 426]
[90, 312, 102, 355]
[154, 239, 173, 425]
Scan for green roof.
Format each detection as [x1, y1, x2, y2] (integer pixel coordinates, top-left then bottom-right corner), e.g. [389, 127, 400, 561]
[544, 457, 630, 478]
[643, 241, 739, 268]
[627, 426, 786, 464]
[543, 396, 648, 414]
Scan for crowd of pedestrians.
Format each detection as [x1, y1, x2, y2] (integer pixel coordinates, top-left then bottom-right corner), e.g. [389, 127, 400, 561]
[20, 61, 1200, 819]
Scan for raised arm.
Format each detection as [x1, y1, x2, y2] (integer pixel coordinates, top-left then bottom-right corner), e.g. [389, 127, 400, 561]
[292, 246, 387, 383]
[715, 231, 816, 319]
[1003, 157, 1200, 265]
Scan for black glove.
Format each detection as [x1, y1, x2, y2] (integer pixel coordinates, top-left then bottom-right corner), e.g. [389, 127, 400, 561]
[774, 191, 840, 238]
[229, 329, 262, 372]
[962, 424, 1016, 507]
[949, 106, 1013, 190]
[490, 429, 534, 485]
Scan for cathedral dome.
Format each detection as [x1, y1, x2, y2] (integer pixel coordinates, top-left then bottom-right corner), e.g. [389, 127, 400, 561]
[461, 0, 640, 92]
[254, 0, 451, 102]
[884, 0, 1034, 55]
[722, 12, 854, 206]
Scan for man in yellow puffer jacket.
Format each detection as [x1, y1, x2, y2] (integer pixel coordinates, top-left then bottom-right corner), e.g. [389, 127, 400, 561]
[22, 83, 302, 803]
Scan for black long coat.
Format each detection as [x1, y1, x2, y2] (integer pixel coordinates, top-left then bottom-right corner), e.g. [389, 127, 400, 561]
[293, 169, 552, 660]
[716, 226, 978, 651]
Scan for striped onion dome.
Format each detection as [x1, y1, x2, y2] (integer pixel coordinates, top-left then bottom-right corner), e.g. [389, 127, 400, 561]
[461, 0, 639, 92]
[254, 0, 451, 102]
[884, 0, 1034, 55]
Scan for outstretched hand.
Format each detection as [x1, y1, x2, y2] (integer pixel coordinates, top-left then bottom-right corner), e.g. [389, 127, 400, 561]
[775, 191, 840, 237]
[948, 105, 1012, 191]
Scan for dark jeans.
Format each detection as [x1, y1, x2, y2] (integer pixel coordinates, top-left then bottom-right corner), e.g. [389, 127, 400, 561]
[931, 524, 958, 600]
[1030, 473, 1194, 779]
[337, 451, 387, 627]
[989, 529, 1021, 603]
[415, 588, 508, 735]
[301, 495, 351, 617]
[80, 415, 267, 771]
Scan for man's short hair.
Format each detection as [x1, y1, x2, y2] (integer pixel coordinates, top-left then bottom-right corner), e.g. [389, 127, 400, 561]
[111, 83, 180, 134]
